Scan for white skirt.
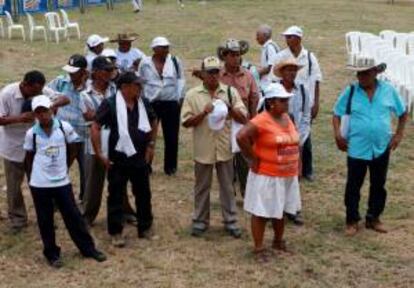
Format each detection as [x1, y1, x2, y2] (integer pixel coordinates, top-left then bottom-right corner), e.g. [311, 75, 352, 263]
[243, 171, 301, 219]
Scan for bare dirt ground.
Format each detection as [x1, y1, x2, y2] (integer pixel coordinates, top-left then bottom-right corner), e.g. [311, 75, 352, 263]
[0, 0, 413, 287]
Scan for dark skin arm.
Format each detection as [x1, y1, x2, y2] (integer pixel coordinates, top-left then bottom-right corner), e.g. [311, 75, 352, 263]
[332, 115, 347, 152]
[0, 112, 34, 125]
[24, 151, 35, 181]
[182, 103, 214, 128]
[67, 143, 80, 168]
[258, 65, 272, 77]
[91, 121, 112, 170]
[236, 122, 259, 172]
[311, 81, 320, 120]
[145, 118, 158, 164]
[228, 105, 248, 124]
[389, 112, 407, 150]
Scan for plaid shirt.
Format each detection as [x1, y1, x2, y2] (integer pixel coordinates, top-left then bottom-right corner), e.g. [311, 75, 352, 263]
[48, 75, 88, 142]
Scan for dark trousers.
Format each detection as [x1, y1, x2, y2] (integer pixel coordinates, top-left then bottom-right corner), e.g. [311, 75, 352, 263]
[234, 153, 249, 197]
[151, 100, 181, 174]
[302, 134, 313, 177]
[107, 164, 153, 235]
[345, 149, 390, 224]
[30, 184, 96, 262]
[75, 142, 86, 201]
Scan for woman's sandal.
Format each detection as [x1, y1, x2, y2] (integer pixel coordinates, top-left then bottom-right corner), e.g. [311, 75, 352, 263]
[272, 239, 294, 255]
[253, 249, 270, 263]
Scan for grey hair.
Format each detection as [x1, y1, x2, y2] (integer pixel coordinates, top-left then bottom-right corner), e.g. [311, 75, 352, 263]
[257, 24, 272, 38]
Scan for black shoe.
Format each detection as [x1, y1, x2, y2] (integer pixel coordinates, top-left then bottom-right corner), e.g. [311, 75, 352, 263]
[303, 174, 315, 182]
[191, 227, 206, 237]
[86, 250, 107, 262]
[165, 168, 177, 176]
[48, 257, 63, 268]
[285, 213, 304, 226]
[226, 227, 242, 239]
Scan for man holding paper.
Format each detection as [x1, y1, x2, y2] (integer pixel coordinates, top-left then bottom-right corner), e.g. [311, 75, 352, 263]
[332, 56, 407, 237]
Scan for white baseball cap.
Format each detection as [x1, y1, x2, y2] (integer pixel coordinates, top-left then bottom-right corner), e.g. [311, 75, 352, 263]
[86, 34, 109, 48]
[263, 83, 293, 99]
[282, 26, 303, 38]
[102, 48, 117, 59]
[151, 36, 170, 48]
[208, 99, 228, 131]
[32, 95, 52, 111]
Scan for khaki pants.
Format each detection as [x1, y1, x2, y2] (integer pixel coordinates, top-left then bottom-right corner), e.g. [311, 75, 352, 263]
[4, 159, 27, 228]
[193, 160, 238, 230]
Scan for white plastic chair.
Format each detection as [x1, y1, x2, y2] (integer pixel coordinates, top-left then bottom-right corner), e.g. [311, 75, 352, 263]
[405, 35, 414, 55]
[345, 31, 361, 55]
[60, 9, 80, 40]
[394, 33, 409, 55]
[44, 12, 67, 44]
[358, 33, 380, 57]
[0, 18, 4, 38]
[26, 13, 47, 42]
[4, 11, 25, 41]
[379, 30, 397, 47]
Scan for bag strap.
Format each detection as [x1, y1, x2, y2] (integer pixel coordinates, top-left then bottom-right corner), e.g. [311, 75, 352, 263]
[300, 84, 306, 112]
[32, 132, 37, 153]
[307, 51, 313, 77]
[346, 84, 355, 115]
[171, 55, 181, 78]
[227, 85, 233, 106]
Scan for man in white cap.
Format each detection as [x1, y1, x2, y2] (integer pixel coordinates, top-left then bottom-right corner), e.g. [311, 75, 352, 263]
[0, 71, 68, 233]
[256, 24, 280, 88]
[48, 54, 89, 201]
[333, 56, 407, 236]
[85, 34, 109, 71]
[24, 95, 106, 268]
[137, 36, 185, 175]
[274, 25, 322, 181]
[181, 56, 247, 238]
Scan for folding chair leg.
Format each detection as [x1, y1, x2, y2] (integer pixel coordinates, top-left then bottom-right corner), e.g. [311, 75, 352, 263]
[8, 27, 11, 39]
[55, 31, 59, 44]
[21, 29, 25, 41]
[76, 27, 80, 40]
[43, 29, 47, 42]
[30, 29, 33, 42]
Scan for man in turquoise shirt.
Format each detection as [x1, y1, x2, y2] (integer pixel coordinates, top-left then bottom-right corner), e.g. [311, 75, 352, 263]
[332, 57, 407, 236]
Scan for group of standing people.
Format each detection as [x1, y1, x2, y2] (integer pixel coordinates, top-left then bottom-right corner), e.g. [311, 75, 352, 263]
[0, 22, 407, 267]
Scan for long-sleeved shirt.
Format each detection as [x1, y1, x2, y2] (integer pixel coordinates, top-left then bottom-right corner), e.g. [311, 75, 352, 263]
[287, 83, 311, 147]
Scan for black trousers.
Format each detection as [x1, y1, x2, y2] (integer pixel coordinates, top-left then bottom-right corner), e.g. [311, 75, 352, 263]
[345, 149, 390, 224]
[107, 164, 153, 235]
[151, 100, 181, 174]
[30, 184, 96, 262]
[302, 134, 313, 177]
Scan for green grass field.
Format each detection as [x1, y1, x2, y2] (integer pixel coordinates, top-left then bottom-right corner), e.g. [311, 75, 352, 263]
[0, 0, 413, 287]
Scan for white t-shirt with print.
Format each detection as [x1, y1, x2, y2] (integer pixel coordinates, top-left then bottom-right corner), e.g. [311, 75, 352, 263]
[23, 119, 79, 188]
[116, 48, 145, 72]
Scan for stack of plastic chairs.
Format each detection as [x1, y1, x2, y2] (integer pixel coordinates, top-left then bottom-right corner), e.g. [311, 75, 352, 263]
[394, 33, 410, 55]
[44, 12, 67, 44]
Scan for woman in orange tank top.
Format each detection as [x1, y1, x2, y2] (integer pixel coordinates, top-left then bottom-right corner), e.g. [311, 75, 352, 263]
[237, 83, 300, 263]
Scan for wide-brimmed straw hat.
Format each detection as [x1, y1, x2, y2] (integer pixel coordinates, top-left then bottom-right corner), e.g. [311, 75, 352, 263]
[110, 33, 138, 43]
[217, 39, 249, 61]
[273, 58, 304, 78]
[346, 55, 386, 73]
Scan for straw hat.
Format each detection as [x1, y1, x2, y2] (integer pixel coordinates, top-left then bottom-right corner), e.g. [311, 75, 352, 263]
[217, 39, 250, 61]
[110, 33, 138, 43]
[273, 58, 304, 78]
[346, 55, 386, 73]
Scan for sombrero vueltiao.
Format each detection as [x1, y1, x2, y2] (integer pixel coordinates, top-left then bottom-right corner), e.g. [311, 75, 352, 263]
[346, 55, 386, 73]
[217, 39, 250, 61]
[273, 58, 304, 78]
[110, 33, 139, 43]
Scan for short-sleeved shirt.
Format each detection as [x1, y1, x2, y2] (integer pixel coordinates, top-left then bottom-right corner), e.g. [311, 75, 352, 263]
[250, 111, 299, 177]
[260, 39, 280, 87]
[273, 47, 322, 106]
[181, 84, 247, 165]
[48, 75, 88, 142]
[86, 51, 99, 71]
[334, 80, 405, 160]
[116, 48, 145, 73]
[219, 67, 259, 117]
[137, 54, 186, 102]
[0, 82, 57, 162]
[23, 119, 79, 188]
[95, 96, 156, 167]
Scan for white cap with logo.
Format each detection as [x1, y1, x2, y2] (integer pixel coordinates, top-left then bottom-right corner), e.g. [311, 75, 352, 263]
[32, 95, 52, 111]
[282, 26, 303, 38]
[86, 34, 109, 48]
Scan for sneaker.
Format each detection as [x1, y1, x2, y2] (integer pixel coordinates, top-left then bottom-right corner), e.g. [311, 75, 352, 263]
[303, 174, 315, 182]
[138, 227, 155, 239]
[123, 213, 137, 226]
[345, 223, 359, 236]
[285, 213, 304, 226]
[111, 234, 126, 248]
[365, 220, 388, 233]
[48, 257, 63, 269]
[226, 227, 242, 239]
[191, 227, 206, 237]
[86, 250, 107, 262]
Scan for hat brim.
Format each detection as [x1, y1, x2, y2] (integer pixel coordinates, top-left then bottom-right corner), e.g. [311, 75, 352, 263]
[62, 65, 81, 74]
[273, 63, 304, 78]
[282, 32, 302, 38]
[151, 42, 170, 48]
[346, 63, 386, 73]
[217, 40, 249, 61]
[110, 37, 137, 43]
[265, 93, 293, 100]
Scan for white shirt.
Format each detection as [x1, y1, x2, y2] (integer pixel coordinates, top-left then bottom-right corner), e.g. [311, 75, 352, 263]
[260, 39, 280, 87]
[0, 82, 57, 162]
[273, 47, 322, 106]
[86, 51, 99, 71]
[116, 48, 145, 73]
[137, 54, 186, 102]
[23, 119, 79, 188]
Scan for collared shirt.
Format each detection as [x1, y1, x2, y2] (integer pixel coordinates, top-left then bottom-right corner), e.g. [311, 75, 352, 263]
[137, 54, 186, 102]
[81, 80, 117, 154]
[95, 96, 157, 167]
[48, 75, 88, 142]
[181, 84, 247, 164]
[116, 48, 145, 73]
[23, 118, 79, 188]
[260, 39, 280, 87]
[86, 51, 99, 71]
[273, 47, 322, 106]
[286, 82, 311, 146]
[333, 80, 405, 160]
[219, 67, 259, 117]
[0, 82, 57, 162]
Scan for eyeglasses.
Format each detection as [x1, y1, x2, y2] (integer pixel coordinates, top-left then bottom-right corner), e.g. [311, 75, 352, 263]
[206, 69, 220, 75]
